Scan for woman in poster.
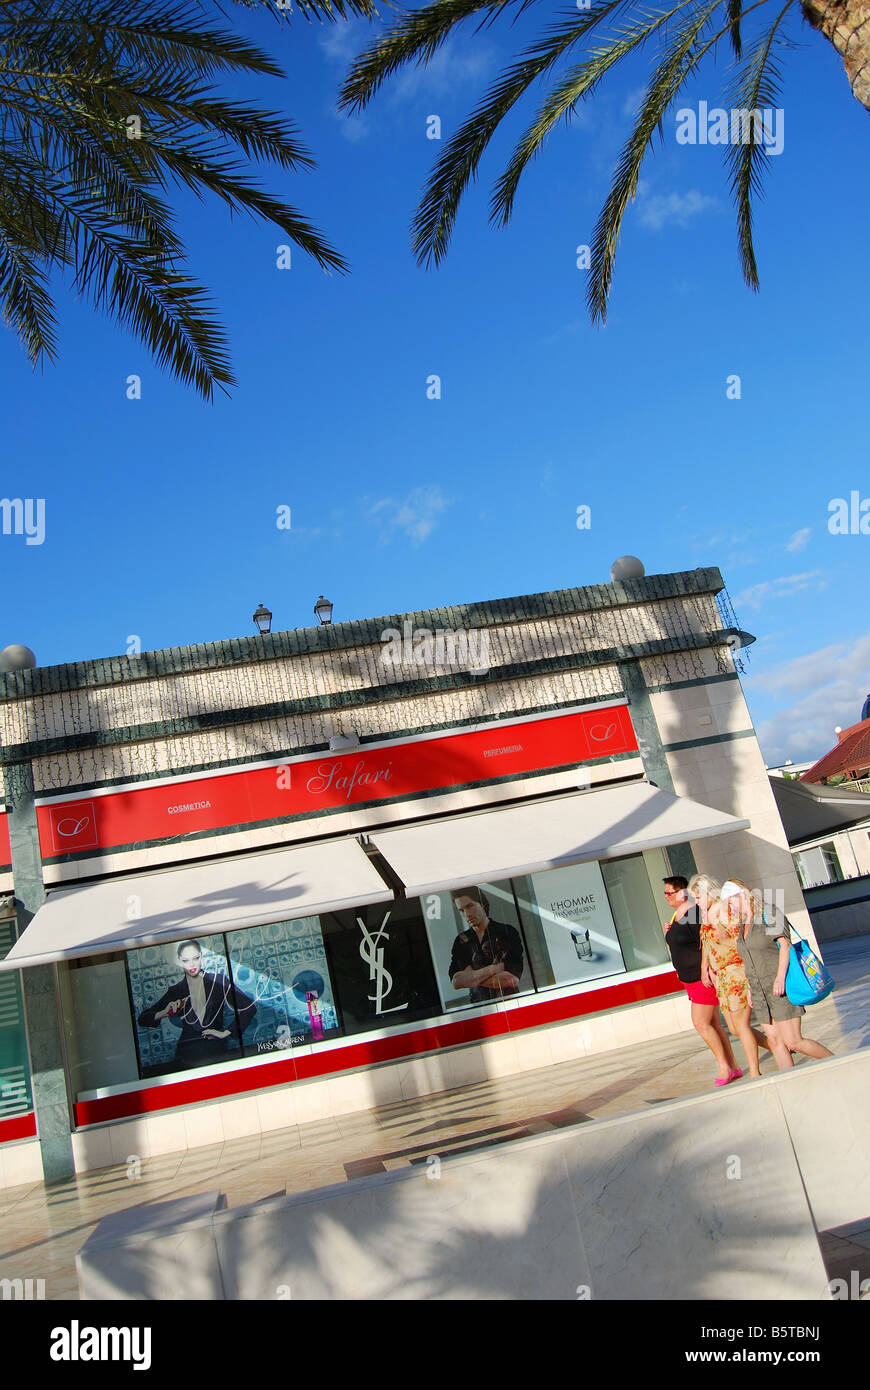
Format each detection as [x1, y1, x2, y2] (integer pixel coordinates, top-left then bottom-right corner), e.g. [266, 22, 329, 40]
[137, 939, 257, 1069]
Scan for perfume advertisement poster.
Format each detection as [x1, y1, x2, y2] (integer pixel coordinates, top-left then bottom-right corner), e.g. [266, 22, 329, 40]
[422, 879, 533, 1011]
[225, 917, 339, 1054]
[128, 935, 253, 1078]
[518, 863, 625, 987]
[322, 901, 441, 1034]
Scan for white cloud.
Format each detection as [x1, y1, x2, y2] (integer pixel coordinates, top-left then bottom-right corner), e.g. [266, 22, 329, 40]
[621, 86, 645, 119]
[318, 18, 372, 67]
[732, 571, 825, 611]
[368, 486, 450, 545]
[751, 632, 870, 764]
[321, 27, 491, 140]
[636, 188, 718, 230]
[786, 527, 811, 554]
[390, 40, 492, 106]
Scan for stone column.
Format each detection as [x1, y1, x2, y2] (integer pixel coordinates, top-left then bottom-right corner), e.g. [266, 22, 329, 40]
[6, 762, 74, 1183]
[620, 659, 697, 881]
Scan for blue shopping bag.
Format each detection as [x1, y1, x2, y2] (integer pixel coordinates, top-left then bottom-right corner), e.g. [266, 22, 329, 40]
[785, 936, 835, 1007]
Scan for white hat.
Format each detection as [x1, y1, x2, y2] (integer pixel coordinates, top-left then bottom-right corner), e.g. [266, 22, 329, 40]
[720, 880, 744, 899]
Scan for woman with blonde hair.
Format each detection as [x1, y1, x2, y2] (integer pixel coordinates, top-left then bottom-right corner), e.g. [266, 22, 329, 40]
[690, 874, 760, 1082]
[719, 879, 833, 1068]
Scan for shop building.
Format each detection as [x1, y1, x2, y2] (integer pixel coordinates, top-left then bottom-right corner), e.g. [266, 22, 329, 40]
[0, 566, 814, 1187]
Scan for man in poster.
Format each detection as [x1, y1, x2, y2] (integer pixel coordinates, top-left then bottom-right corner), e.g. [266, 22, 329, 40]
[448, 887, 524, 1003]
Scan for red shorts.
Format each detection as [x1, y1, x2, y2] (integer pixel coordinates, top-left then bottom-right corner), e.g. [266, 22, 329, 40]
[685, 979, 719, 1006]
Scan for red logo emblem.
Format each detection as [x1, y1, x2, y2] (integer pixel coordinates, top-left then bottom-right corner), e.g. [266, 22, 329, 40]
[48, 802, 99, 854]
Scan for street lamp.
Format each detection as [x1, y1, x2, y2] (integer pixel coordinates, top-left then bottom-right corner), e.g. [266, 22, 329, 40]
[314, 595, 333, 625]
[253, 603, 272, 635]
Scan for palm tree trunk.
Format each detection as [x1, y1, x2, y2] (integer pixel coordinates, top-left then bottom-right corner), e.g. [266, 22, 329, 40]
[802, 0, 870, 112]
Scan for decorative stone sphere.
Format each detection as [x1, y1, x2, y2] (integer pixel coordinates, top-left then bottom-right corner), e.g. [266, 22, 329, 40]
[0, 644, 36, 672]
[610, 556, 645, 582]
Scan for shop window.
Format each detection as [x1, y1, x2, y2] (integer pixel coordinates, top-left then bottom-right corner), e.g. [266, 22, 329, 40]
[59, 953, 140, 1095]
[422, 881, 535, 1011]
[794, 843, 844, 889]
[127, 917, 340, 1078]
[511, 863, 626, 990]
[322, 899, 442, 1033]
[600, 852, 672, 973]
[0, 921, 33, 1122]
[226, 917, 340, 1055]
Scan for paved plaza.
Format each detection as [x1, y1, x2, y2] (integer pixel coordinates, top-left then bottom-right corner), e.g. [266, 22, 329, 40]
[1, 936, 867, 1300]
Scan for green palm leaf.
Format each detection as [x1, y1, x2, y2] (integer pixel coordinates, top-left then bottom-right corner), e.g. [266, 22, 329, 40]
[588, 0, 721, 322]
[339, 0, 810, 323]
[0, 0, 361, 398]
[407, 3, 628, 265]
[723, 1, 792, 290]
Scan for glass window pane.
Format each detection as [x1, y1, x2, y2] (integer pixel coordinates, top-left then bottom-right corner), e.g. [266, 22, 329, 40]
[127, 934, 252, 1078]
[0, 921, 33, 1119]
[322, 899, 443, 1033]
[422, 880, 534, 1012]
[512, 862, 626, 989]
[227, 916, 340, 1055]
[820, 843, 844, 882]
[601, 854, 672, 973]
[59, 954, 139, 1096]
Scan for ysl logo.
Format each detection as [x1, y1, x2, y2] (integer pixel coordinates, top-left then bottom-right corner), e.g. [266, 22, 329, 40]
[589, 722, 617, 743]
[356, 911, 408, 1015]
[56, 816, 91, 838]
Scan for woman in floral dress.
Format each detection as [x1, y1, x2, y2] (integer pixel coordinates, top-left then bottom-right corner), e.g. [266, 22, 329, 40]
[689, 874, 760, 1082]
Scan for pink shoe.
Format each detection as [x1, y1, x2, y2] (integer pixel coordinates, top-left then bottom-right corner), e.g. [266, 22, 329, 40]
[729, 1068, 743, 1081]
[714, 1075, 732, 1087]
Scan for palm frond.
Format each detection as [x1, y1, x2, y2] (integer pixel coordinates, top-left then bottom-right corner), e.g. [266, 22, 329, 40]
[723, 1, 792, 290]
[410, 2, 628, 264]
[228, 0, 380, 20]
[1, 1, 287, 81]
[338, 0, 524, 113]
[0, 221, 59, 361]
[0, 0, 351, 396]
[726, 0, 742, 57]
[492, 0, 696, 227]
[587, 0, 721, 324]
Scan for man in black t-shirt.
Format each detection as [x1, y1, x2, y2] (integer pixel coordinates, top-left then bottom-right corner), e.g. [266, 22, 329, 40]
[448, 886, 524, 1004]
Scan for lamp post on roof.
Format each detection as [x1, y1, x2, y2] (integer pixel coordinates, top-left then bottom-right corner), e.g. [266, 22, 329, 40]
[252, 603, 272, 636]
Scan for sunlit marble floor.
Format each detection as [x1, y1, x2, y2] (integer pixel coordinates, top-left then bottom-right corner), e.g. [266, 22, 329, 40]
[1, 935, 866, 1300]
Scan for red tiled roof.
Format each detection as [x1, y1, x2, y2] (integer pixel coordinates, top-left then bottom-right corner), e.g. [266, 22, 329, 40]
[802, 717, 870, 783]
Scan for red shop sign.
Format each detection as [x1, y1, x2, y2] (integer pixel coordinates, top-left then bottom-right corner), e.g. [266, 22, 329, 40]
[37, 703, 637, 858]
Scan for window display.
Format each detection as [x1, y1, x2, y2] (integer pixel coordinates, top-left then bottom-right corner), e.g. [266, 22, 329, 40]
[321, 900, 442, 1034]
[514, 862, 626, 988]
[423, 880, 535, 1011]
[226, 916, 339, 1053]
[129, 934, 255, 1077]
[66, 851, 671, 1095]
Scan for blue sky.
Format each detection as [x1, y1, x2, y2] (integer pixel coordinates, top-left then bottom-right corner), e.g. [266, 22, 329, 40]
[2, 0, 867, 767]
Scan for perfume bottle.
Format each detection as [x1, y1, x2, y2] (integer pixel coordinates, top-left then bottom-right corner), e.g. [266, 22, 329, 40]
[306, 991, 324, 1041]
[571, 929, 592, 960]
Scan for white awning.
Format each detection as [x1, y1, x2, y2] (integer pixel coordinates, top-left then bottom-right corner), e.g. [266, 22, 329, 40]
[0, 838, 391, 971]
[369, 783, 750, 896]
